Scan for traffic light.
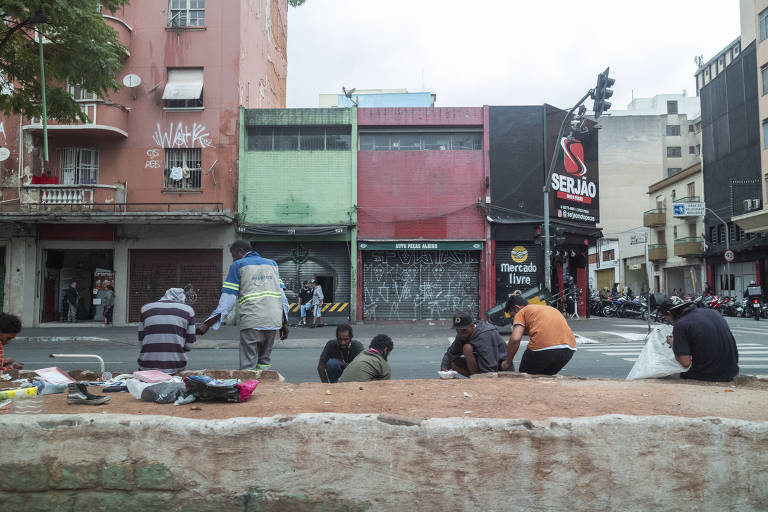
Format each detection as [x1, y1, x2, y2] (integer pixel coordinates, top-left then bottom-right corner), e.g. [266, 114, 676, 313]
[554, 226, 567, 246]
[592, 67, 615, 119]
[534, 225, 544, 246]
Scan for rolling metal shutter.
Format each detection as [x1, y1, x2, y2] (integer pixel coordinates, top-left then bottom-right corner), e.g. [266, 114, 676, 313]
[362, 250, 480, 321]
[255, 242, 351, 304]
[128, 249, 222, 322]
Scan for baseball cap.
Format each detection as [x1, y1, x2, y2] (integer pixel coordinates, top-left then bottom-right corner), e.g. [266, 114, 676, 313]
[659, 296, 689, 315]
[452, 312, 473, 330]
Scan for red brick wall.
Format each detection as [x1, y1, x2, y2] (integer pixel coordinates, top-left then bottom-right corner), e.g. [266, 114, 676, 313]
[128, 249, 222, 322]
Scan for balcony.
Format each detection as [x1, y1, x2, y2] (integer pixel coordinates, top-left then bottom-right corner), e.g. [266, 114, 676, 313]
[643, 208, 666, 228]
[648, 244, 667, 261]
[19, 184, 126, 210]
[102, 14, 132, 56]
[23, 101, 129, 138]
[673, 237, 704, 257]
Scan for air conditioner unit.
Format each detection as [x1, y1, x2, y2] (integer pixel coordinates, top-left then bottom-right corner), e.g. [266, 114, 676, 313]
[751, 198, 761, 209]
[744, 198, 762, 211]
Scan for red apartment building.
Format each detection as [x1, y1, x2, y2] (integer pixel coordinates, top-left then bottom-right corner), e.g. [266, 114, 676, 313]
[0, 0, 287, 325]
[356, 107, 492, 321]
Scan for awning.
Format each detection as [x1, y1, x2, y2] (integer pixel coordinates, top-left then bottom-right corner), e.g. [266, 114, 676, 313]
[162, 68, 203, 100]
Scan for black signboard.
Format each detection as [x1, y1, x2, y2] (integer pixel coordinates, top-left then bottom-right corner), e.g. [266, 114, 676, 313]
[495, 242, 541, 302]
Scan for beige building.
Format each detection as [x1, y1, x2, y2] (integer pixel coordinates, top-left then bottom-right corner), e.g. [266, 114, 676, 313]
[733, 0, 768, 232]
[644, 163, 706, 295]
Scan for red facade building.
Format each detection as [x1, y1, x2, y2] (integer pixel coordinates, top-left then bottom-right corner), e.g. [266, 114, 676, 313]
[356, 107, 492, 321]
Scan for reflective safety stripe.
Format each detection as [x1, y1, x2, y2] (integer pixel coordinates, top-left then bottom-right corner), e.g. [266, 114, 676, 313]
[223, 282, 239, 291]
[239, 291, 282, 304]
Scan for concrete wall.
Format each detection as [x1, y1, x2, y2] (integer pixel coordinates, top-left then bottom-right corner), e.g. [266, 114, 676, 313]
[1, 413, 766, 511]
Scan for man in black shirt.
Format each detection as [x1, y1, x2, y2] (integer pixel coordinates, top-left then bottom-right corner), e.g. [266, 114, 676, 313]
[317, 324, 364, 383]
[297, 281, 313, 326]
[660, 297, 739, 382]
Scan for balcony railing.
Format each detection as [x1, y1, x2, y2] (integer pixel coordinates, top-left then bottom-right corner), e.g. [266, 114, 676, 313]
[24, 101, 129, 137]
[648, 244, 667, 261]
[19, 184, 126, 209]
[673, 237, 704, 257]
[643, 208, 666, 228]
[675, 196, 701, 203]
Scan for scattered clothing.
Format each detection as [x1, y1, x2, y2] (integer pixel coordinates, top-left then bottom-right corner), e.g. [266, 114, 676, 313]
[137, 289, 196, 373]
[339, 349, 391, 382]
[672, 306, 739, 381]
[441, 321, 508, 373]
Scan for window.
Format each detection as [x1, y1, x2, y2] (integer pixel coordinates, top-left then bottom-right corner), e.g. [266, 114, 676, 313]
[602, 249, 615, 261]
[688, 124, 694, 133]
[67, 84, 97, 101]
[169, 0, 205, 27]
[162, 68, 203, 109]
[688, 223, 696, 238]
[667, 146, 682, 158]
[667, 168, 682, 176]
[588, 253, 598, 264]
[687, 182, 695, 197]
[358, 132, 482, 151]
[763, 120, 768, 149]
[657, 230, 666, 244]
[164, 148, 202, 190]
[760, 8, 768, 41]
[655, 195, 664, 210]
[246, 126, 351, 151]
[762, 66, 768, 95]
[688, 146, 695, 154]
[58, 148, 98, 185]
[667, 100, 678, 114]
[718, 57, 724, 70]
[708, 226, 716, 243]
[673, 226, 678, 238]
[696, 144, 701, 155]
[666, 125, 680, 136]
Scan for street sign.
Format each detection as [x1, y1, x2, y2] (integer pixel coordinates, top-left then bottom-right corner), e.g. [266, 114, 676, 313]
[630, 232, 647, 245]
[724, 249, 735, 263]
[672, 202, 705, 217]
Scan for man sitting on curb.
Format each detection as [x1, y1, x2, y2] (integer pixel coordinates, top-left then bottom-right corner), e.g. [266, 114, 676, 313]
[440, 312, 508, 377]
[339, 334, 394, 382]
[661, 296, 739, 382]
[501, 294, 576, 375]
[318, 324, 364, 383]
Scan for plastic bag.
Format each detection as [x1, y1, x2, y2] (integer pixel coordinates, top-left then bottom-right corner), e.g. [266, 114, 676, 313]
[183, 375, 258, 403]
[626, 325, 690, 380]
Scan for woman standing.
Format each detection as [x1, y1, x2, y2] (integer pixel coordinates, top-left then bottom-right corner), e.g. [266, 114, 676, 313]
[103, 285, 115, 326]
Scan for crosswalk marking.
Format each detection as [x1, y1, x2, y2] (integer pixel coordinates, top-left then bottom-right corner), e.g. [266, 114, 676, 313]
[738, 357, 768, 361]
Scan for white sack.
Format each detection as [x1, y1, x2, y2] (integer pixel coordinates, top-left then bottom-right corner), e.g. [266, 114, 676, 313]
[626, 325, 690, 380]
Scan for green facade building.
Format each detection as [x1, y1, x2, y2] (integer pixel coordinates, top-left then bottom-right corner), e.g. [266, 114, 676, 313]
[239, 108, 358, 322]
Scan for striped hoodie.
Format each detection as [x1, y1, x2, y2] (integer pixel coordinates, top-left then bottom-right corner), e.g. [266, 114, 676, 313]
[138, 299, 196, 373]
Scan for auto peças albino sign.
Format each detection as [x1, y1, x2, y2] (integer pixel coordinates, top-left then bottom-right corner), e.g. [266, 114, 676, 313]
[550, 133, 600, 225]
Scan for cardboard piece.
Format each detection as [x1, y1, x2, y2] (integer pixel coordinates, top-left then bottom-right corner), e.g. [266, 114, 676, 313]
[34, 367, 76, 384]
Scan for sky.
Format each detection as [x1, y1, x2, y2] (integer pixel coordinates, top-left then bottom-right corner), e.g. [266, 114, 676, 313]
[286, 0, 741, 110]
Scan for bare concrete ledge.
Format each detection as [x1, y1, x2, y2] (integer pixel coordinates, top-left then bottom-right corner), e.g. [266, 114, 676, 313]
[1, 413, 766, 511]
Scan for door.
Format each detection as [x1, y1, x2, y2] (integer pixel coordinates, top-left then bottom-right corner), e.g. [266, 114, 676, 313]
[362, 250, 479, 321]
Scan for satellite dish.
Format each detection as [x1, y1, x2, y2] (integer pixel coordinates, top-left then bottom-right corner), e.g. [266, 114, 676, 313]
[122, 74, 142, 88]
[0, 147, 9, 162]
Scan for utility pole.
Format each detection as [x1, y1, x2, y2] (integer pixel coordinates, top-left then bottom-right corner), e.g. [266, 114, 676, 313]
[706, 208, 730, 293]
[543, 68, 615, 292]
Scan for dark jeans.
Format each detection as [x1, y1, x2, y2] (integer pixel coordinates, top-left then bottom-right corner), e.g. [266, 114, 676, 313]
[519, 347, 574, 375]
[104, 306, 113, 325]
[325, 358, 344, 383]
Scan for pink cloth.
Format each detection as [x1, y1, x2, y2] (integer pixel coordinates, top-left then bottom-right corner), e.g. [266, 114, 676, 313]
[236, 380, 259, 402]
[132, 370, 173, 383]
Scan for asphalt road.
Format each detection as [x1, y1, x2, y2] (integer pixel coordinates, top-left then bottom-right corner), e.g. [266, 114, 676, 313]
[7, 316, 768, 382]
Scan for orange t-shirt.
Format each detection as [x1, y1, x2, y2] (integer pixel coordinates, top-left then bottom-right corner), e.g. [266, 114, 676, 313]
[513, 304, 576, 350]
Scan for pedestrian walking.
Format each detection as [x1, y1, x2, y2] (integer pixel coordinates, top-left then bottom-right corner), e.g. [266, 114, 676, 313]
[102, 285, 115, 326]
[197, 240, 289, 371]
[65, 281, 79, 322]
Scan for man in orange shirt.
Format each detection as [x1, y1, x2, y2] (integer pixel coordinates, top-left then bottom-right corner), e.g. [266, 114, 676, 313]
[500, 294, 576, 375]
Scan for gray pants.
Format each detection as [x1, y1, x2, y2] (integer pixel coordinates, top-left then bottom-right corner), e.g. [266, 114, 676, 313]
[239, 329, 277, 369]
[67, 302, 77, 322]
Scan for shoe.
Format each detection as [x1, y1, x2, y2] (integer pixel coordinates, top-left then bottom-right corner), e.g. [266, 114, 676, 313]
[255, 363, 272, 371]
[67, 383, 110, 405]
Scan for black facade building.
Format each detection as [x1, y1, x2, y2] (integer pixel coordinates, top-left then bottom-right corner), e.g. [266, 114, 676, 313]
[700, 40, 768, 292]
[488, 105, 601, 315]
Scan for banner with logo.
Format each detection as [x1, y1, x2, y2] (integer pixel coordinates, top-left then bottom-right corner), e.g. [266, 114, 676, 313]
[549, 131, 600, 224]
[495, 243, 540, 302]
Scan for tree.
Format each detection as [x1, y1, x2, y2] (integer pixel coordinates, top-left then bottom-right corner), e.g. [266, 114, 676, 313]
[0, 0, 129, 123]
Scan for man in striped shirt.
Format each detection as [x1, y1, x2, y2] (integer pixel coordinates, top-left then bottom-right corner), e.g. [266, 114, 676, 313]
[138, 288, 196, 373]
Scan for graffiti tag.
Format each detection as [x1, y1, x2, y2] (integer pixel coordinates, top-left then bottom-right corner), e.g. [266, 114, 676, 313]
[144, 148, 161, 169]
[152, 122, 212, 148]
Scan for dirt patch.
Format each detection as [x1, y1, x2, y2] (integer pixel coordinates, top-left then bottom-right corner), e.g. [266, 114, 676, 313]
[6, 372, 767, 422]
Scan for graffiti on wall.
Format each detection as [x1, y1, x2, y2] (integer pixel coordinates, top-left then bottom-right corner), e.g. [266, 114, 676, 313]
[152, 122, 213, 148]
[144, 148, 161, 169]
[0, 121, 5, 142]
[363, 251, 479, 320]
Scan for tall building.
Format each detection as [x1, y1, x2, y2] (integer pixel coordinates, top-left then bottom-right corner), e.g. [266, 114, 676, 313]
[587, 94, 701, 294]
[0, 1, 288, 325]
[732, 0, 768, 242]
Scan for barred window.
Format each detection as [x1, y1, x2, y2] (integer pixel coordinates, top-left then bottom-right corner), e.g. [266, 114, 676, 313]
[358, 132, 482, 151]
[246, 126, 351, 151]
[169, 0, 205, 27]
[164, 148, 202, 190]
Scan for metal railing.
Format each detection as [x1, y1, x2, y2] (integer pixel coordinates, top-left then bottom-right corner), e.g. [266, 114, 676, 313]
[675, 196, 701, 203]
[643, 208, 666, 214]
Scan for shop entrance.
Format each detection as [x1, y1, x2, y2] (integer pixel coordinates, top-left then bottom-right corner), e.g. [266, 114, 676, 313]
[41, 249, 114, 323]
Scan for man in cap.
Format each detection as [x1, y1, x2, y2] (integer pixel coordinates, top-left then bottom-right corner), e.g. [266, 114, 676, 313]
[138, 288, 196, 373]
[339, 334, 394, 383]
[197, 240, 289, 371]
[440, 312, 508, 377]
[500, 294, 576, 375]
[660, 296, 739, 381]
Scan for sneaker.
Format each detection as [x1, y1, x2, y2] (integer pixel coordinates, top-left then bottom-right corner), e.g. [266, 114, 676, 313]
[67, 383, 110, 405]
[255, 363, 272, 371]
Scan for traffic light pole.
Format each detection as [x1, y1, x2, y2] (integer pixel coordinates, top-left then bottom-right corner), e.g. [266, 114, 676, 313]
[543, 90, 593, 293]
